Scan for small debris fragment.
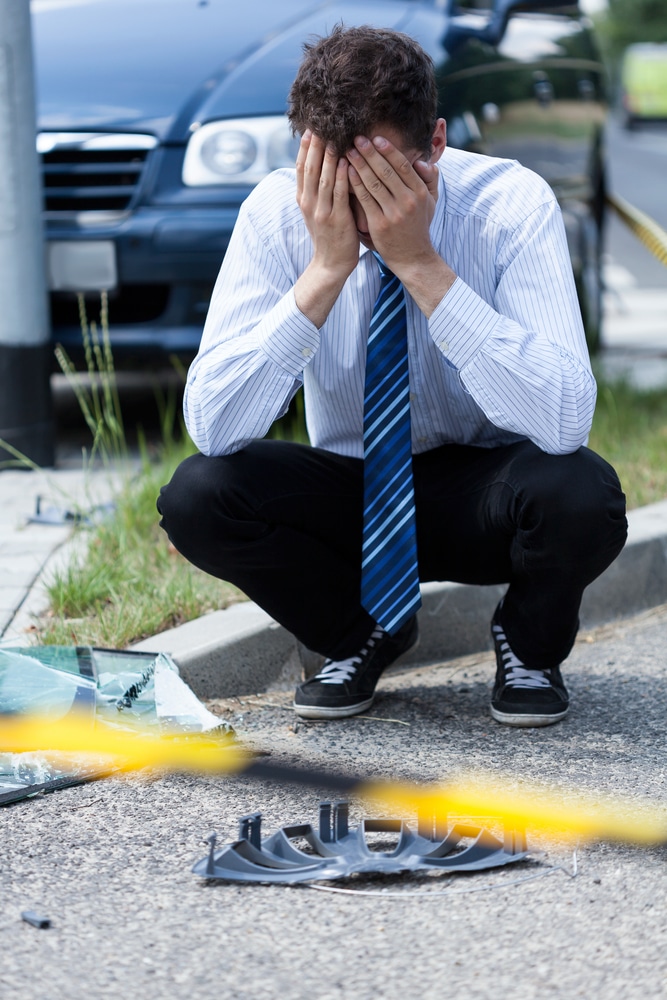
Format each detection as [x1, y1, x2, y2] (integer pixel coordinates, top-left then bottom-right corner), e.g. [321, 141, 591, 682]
[21, 911, 51, 929]
[29, 496, 115, 526]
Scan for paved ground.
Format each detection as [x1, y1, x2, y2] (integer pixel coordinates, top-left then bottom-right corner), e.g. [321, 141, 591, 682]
[0, 467, 119, 642]
[2, 604, 667, 1000]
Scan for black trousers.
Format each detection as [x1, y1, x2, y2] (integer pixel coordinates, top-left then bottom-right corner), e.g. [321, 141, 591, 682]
[157, 439, 627, 668]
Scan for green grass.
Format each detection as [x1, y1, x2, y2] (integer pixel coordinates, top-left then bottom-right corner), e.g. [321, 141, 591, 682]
[37, 430, 244, 648]
[36, 292, 248, 648]
[38, 435, 244, 648]
[37, 366, 306, 648]
[588, 373, 667, 510]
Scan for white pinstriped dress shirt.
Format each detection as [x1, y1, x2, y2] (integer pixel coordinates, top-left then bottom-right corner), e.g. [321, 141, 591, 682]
[184, 146, 596, 460]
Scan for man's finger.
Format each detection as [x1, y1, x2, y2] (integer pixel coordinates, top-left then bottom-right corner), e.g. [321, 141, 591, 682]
[370, 135, 422, 193]
[332, 157, 351, 206]
[347, 141, 395, 209]
[347, 161, 383, 222]
[295, 130, 312, 202]
[301, 132, 327, 205]
[317, 143, 341, 207]
[413, 159, 440, 201]
[354, 135, 426, 198]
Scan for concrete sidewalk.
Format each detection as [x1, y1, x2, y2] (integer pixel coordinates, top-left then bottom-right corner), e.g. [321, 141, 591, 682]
[0, 466, 119, 640]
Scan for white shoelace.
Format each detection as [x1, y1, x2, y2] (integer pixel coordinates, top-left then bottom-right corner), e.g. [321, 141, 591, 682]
[492, 623, 551, 690]
[315, 626, 385, 685]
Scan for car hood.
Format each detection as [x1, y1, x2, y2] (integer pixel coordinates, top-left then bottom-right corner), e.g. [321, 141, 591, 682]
[33, 0, 425, 142]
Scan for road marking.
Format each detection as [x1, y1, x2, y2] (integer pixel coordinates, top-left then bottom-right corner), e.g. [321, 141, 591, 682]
[603, 260, 637, 291]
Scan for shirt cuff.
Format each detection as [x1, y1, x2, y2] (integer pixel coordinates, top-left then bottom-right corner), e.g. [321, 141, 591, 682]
[429, 277, 500, 369]
[255, 289, 321, 375]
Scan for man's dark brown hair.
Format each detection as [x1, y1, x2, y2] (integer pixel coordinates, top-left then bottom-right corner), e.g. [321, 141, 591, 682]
[287, 24, 438, 157]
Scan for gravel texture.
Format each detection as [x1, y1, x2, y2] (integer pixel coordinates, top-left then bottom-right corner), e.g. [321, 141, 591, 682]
[2, 606, 667, 999]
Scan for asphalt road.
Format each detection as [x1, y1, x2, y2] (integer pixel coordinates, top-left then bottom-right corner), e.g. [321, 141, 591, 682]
[605, 117, 667, 290]
[2, 605, 667, 999]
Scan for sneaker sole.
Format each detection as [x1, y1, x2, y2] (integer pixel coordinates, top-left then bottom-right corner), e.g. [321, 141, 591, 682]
[293, 633, 420, 720]
[293, 695, 375, 720]
[490, 705, 569, 728]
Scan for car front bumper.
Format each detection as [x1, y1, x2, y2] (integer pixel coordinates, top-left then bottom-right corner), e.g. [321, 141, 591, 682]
[46, 204, 240, 363]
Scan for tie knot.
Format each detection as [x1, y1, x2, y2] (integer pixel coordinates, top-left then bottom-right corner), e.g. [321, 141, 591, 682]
[373, 252, 395, 281]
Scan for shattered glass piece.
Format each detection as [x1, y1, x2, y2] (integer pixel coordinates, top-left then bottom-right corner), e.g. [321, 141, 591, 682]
[0, 646, 229, 734]
[193, 802, 529, 884]
[0, 646, 232, 805]
[153, 660, 227, 733]
[0, 648, 96, 721]
[92, 649, 229, 733]
[0, 752, 106, 805]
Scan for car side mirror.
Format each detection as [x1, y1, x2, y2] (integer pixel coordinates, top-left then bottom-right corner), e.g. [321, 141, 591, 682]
[443, 0, 571, 53]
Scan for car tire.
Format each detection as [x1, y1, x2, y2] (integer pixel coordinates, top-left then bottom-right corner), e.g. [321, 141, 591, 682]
[575, 210, 603, 355]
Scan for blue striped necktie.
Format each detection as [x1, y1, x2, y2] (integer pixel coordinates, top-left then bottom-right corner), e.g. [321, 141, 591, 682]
[361, 254, 421, 634]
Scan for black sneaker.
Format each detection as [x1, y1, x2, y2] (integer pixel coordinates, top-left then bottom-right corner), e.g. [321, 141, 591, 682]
[490, 605, 569, 727]
[293, 617, 419, 719]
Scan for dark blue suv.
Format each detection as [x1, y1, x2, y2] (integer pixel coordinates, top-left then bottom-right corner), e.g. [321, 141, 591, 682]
[33, 0, 607, 360]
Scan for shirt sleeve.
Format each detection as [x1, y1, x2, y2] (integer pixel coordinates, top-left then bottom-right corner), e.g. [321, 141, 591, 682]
[429, 198, 596, 455]
[184, 189, 320, 456]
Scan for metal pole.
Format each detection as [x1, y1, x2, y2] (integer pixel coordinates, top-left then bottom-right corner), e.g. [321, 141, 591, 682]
[0, 0, 54, 467]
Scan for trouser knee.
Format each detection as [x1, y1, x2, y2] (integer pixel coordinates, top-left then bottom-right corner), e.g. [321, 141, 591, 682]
[512, 446, 627, 582]
[157, 452, 253, 568]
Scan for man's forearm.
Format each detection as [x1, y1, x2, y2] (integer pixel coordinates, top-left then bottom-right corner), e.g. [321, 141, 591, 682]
[394, 251, 458, 318]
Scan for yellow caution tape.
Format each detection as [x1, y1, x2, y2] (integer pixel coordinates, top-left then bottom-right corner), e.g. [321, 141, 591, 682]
[607, 192, 667, 268]
[365, 776, 667, 846]
[2, 713, 667, 846]
[0, 714, 249, 775]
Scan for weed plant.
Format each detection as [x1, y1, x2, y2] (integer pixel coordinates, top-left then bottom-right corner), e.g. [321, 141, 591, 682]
[54, 293, 127, 468]
[588, 372, 667, 510]
[37, 295, 243, 647]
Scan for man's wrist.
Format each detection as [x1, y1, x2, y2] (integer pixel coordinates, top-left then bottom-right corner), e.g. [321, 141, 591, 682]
[294, 258, 355, 328]
[393, 252, 457, 318]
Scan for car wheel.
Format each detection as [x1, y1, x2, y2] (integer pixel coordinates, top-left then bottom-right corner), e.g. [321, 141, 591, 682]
[575, 211, 603, 355]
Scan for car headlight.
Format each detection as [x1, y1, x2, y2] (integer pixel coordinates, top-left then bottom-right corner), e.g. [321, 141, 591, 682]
[182, 116, 300, 186]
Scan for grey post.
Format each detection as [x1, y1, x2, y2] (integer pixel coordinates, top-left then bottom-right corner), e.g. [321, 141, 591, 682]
[0, 0, 54, 467]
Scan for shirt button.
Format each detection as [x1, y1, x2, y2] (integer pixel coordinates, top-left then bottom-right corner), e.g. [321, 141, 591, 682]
[441, 341, 450, 352]
[301, 347, 313, 358]
[409, 393, 416, 403]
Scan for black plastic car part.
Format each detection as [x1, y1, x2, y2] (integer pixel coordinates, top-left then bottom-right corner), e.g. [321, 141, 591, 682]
[193, 801, 528, 884]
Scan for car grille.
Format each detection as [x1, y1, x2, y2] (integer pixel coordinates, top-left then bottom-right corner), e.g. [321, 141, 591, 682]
[37, 133, 158, 214]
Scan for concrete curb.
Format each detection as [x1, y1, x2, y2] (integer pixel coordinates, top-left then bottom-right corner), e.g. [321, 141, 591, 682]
[130, 499, 667, 699]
